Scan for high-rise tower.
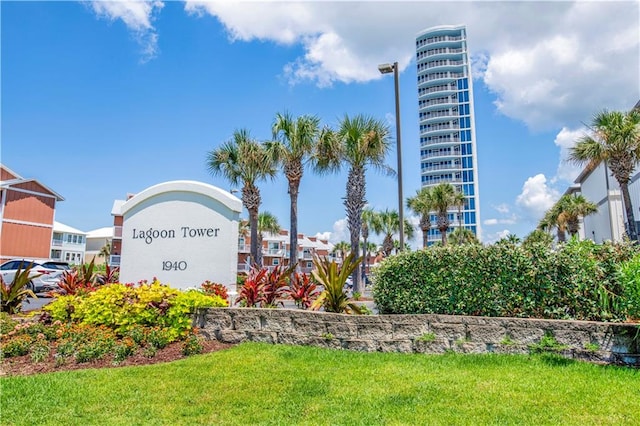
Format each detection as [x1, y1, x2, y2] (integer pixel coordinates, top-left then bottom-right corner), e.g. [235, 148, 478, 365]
[416, 24, 481, 243]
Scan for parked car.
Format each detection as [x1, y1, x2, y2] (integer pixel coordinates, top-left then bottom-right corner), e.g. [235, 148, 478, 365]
[0, 259, 69, 293]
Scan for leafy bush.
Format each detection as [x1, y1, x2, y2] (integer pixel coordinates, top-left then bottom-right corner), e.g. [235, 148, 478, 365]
[619, 254, 640, 319]
[1, 265, 37, 313]
[373, 239, 639, 321]
[200, 281, 229, 304]
[259, 264, 295, 308]
[287, 272, 320, 310]
[236, 268, 267, 307]
[311, 253, 363, 314]
[1, 335, 32, 358]
[45, 281, 226, 340]
[181, 333, 203, 356]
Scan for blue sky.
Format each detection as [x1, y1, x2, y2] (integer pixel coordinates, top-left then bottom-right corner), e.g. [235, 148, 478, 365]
[2, 1, 639, 246]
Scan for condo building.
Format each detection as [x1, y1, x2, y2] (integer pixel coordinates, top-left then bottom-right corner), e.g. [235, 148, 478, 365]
[416, 25, 481, 243]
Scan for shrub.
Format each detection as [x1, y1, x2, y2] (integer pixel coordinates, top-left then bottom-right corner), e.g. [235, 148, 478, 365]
[287, 272, 320, 310]
[311, 253, 363, 314]
[200, 281, 229, 304]
[236, 268, 267, 307]
[30, 338, 50, 363]
[45, 281, 225, 340]
[373, 240, 639, 321]
[0, 312, 18, 335]
[113, 337, 137, 363]
[619, 253, 640, 320]
[181, 333, 203, 356]
[259, 264, 295, 308]
[1, 335, 32, 358]
[147, 327, 172, 349]
[1, 265, 37, 314]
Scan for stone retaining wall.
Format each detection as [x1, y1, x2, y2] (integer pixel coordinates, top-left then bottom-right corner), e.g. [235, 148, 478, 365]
[194, 308, 640, 366]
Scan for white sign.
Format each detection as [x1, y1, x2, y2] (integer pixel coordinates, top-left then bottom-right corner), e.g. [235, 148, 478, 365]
[118, 181, 241, 291]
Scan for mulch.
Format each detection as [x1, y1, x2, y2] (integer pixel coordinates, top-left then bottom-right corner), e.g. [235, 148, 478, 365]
[0, 339, 233, 377]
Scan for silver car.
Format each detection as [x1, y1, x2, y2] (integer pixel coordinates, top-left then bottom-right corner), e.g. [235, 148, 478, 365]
[0, 259, 69, 293]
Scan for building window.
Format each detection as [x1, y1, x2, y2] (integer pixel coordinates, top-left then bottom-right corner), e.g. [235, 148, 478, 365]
[273, 259, 280, 266]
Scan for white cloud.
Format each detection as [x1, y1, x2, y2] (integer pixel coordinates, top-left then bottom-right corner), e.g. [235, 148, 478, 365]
[483, 216, 516, 226]
[553, 127, 587, 184]
[516, 174, 560, 221]
[85, 0, 164, 61]
[316, 218, 349, 244]
[183, 1, 638, 126]
[493, 203, 510, 214]
[484, 229, 512, 244]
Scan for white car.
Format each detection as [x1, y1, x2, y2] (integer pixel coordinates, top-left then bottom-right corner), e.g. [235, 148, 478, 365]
[0, 259, 69, 293]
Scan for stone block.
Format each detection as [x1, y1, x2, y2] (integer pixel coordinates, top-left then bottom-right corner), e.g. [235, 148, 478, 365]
[292, 318, 327, 335]
[342, 339, 378, 352]
[259, 312, 295, 333]
[467, 325, 506, 343]
[451, 342, 485, 354]
[508, 327, 545, 345]
[326, 322, 358, 338]
[553, 330, 591, 348]
[430, 323, 466, 340]
[247, 331, 277, 344]
[379, 340, 413, 353]
[413, 339, 450, 354]
[232, 310, 262, 330]
[492, 344, 529, 355]
[277, 333, 311, 346]
[307, 336, 343, 350]
[219, 330, 248, 343]
[357, 322, 393, 340]
[200, 310, 233, 330]
[393, 322, 429, 339]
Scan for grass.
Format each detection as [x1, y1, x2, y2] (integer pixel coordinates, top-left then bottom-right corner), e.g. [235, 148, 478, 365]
[2, 342, 639, 425]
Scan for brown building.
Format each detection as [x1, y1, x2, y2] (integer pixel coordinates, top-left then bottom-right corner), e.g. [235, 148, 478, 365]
[0, 165, 64, 263]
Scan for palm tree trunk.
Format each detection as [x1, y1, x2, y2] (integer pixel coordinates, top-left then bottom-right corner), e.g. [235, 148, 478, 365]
[256, 233, 264, 268]
[345, 166, 366, 294]
[557, 228, 566, 243]
[420, 214, 430, 248]
[382, 234, 393, 257]
[289, 179, 300, 268]
[243, 184, 262, 268]
[620, 183, 639, 240]
[438, 215, 449, 245]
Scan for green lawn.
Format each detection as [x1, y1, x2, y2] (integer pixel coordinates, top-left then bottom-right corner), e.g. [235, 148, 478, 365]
[2, 343, 639, 425]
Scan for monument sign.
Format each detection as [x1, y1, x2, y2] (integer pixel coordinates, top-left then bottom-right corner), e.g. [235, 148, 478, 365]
[117, 181, 241, 291]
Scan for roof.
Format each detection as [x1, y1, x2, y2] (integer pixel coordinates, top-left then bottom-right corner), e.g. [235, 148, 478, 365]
[0, 165, 65, 201]
[86, 227, 113, 239]
[53, 221, 86, 235]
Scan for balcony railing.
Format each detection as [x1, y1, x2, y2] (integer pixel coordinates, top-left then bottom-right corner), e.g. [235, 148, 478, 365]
[238, 244, 250, 253]
[52, 240, 63, 247]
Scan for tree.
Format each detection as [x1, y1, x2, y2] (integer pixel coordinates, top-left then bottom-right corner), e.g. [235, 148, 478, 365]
[449, 227, 479, 246]
[569, 109, 640, 240]
[523, 229, 554, 248]
[558, 194, 598, 237]
[269, 112, 322, 266]
[98, 242, 111, 260]
[539, 204, 568, 243]
[371, 209, 415, 257]
[406, 187, 433, 248]
[360, 207, 378, 273]
[207, 129, 277, 266]
[332, 241, 351, 262]
[256, 211, 281, 268]
[430, 183, 464, 245]
[317, 114, 392, 294]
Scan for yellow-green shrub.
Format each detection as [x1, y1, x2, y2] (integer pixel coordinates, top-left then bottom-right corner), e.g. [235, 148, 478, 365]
[44, 280, 226, 339]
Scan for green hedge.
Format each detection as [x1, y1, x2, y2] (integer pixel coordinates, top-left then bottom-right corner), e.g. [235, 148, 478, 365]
[373, 239, 639, 321]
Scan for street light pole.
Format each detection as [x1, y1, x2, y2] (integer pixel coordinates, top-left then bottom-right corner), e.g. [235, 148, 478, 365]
[378, 61, 404, 251]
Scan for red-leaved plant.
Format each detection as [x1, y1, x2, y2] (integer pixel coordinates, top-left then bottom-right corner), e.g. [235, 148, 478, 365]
[52, 269, 96, 296]
[201, 281, 229, 304]
[259, 264, 296, 308]
[287, 272, 320, 310]
[235, 268, 267, 307]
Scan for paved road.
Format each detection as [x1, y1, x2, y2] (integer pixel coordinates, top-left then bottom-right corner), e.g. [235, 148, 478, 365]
[23, 295, 53, 312]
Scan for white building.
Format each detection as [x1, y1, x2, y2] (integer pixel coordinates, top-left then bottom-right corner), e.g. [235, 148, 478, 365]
[50, 221, 86, 264]
[85, 226, 113, 265]
[566, 161, 640, 243]
[416, 24, 481, 243]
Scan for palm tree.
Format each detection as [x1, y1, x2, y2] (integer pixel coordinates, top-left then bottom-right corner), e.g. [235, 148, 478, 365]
[255, 211, 281, 268]
[317, 114, 392, 294]
[360, 207, 378, 273]
[332, 241, 351, 262]
[372, 209, 415, 257]
[553, 194, 598, 238]
[523, 229, 554, 248]
[360, 241, 378, 274]
[569, 109, 640, 240]
[449, 227, 479, 245]
[406, 187, 433, 248]
[539, 204, 568, 243]
[206, 129, 277, 266]
[430, 183, 464, 245]
[98, 242, 111, 261]
[269, 112, 322, 265]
